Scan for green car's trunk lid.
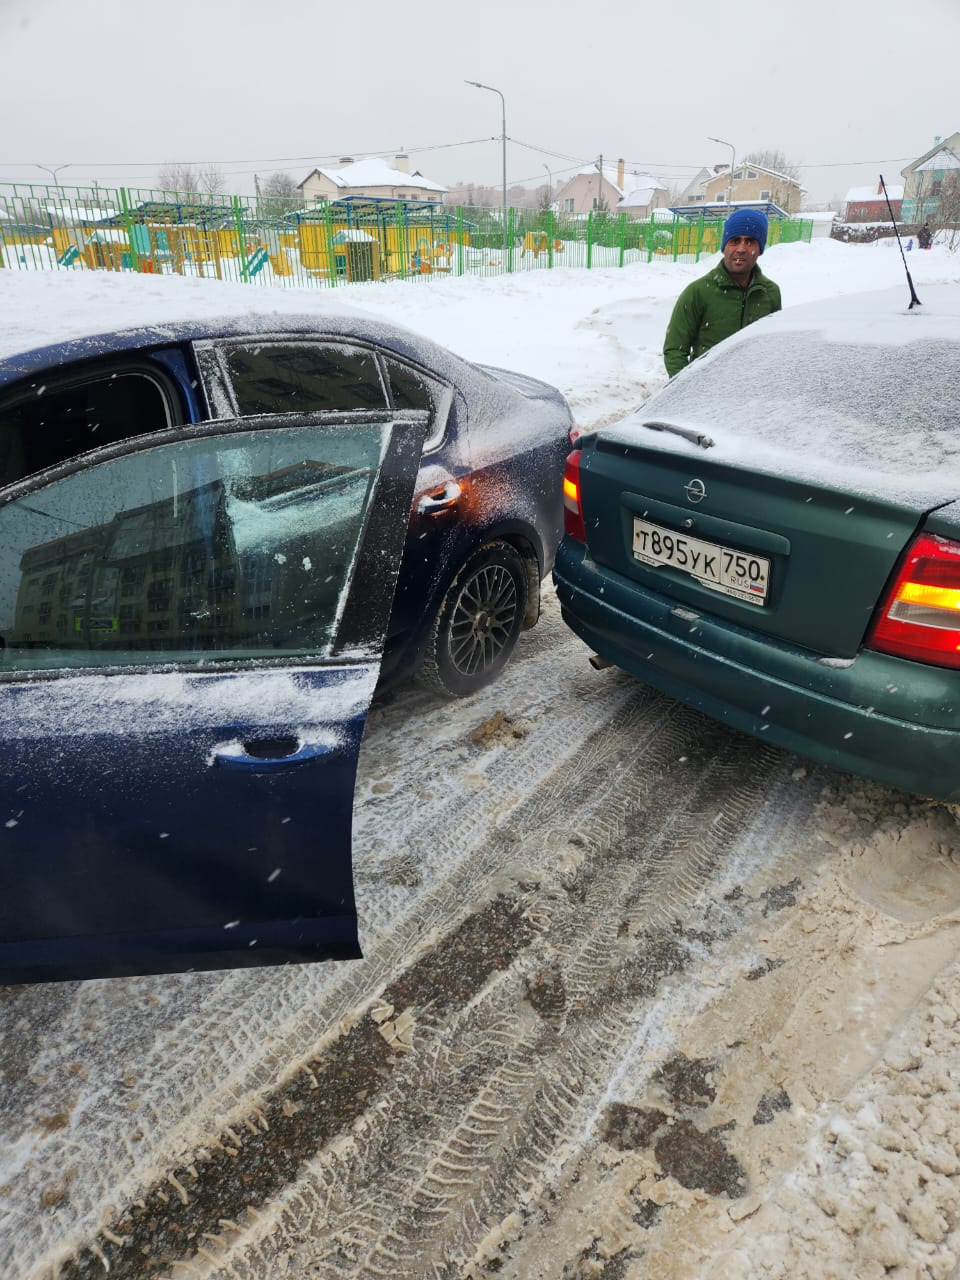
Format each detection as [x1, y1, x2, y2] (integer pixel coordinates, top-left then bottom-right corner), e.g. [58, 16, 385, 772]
[580, 326, 960, 657]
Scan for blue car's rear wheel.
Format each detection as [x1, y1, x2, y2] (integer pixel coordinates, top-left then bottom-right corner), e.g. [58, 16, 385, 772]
[420, 541, 528, 696]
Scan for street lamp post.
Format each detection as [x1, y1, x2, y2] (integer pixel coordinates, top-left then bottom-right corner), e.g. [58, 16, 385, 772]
[35, 163, 70, 188]
[466, 80, 507, 258]
[707, 136, 736, 209]
[543, 163, 552, 207]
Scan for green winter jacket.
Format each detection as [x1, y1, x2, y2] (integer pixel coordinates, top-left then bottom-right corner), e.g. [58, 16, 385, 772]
[662, 261, 782, 378]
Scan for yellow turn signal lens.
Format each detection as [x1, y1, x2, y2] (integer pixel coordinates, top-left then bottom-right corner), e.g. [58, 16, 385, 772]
[897, 581, 960, 611]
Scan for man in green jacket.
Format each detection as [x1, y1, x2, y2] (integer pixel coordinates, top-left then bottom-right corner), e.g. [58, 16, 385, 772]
[662, 208, 781, 377]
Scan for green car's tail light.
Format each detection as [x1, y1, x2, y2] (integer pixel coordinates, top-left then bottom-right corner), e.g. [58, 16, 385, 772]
[563, 449, 586, 542]
[868, 532, 960, 668]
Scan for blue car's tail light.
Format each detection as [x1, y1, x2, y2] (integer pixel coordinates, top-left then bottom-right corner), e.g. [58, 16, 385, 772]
[563, 450, 586, 542]
[868, 532, 960, 668]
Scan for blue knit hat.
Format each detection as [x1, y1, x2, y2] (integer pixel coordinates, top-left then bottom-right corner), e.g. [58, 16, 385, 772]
[722, 208, 768, 253]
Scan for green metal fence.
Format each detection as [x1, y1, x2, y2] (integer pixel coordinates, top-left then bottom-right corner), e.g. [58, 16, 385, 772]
[0, 182, 813, 289]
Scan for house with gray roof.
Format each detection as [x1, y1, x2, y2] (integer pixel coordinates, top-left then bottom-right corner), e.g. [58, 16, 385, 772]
[901, 133, 960, 224]
[617, 173, 669, 218]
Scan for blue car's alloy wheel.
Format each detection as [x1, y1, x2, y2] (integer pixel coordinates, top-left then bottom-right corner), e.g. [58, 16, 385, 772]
[420, 541, 528, 697]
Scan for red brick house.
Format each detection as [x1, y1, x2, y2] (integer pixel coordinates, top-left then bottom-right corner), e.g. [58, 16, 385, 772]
[842, 180, 903, 223]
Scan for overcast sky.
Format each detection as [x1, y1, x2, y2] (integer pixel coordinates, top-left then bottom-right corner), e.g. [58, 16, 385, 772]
[2, 0, 957, 208]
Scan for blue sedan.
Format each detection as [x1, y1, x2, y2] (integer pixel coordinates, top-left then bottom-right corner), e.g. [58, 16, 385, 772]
[0, 277, 572, 983]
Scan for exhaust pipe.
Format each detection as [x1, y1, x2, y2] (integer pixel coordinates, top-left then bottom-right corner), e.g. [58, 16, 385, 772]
[589, 653, 614, 671]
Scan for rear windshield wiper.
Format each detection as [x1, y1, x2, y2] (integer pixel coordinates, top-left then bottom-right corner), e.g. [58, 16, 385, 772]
[640, 420, 715, 449]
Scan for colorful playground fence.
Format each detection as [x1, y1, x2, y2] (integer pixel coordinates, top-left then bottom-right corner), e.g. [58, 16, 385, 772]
[0, 182, 814, 289]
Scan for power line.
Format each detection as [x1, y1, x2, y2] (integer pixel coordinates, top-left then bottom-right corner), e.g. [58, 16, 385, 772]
[0, 136, 923, 193]
[504, 138, 921, 187]
[0, 138, 496, 174]
[497, 134, 919, 175]
[0, 147, 921, 174]
[509, 163, 584, 188]
[795, 157, 915, 170]
[508, 137, 597, 166]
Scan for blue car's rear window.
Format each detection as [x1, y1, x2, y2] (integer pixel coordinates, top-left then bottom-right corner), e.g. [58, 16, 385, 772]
[0, 372, 172, 488]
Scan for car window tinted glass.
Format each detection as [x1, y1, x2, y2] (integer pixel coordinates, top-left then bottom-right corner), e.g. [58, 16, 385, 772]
[0, 424, 385, 673]
[386, 361, 435, 410]
[225, 343, 387, 414]
[384, 359, 449, 451]
[0, 374, 172, 488]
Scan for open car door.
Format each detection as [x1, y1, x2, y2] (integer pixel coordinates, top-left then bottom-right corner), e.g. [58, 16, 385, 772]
[0, 410, 428, 983]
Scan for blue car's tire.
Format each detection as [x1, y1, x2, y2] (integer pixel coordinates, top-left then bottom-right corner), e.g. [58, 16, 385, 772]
[419, 541, 528, 697]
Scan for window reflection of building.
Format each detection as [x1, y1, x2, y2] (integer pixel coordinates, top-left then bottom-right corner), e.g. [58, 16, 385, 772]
[15, 481, 233, 649]
[12, 459, 367, 654]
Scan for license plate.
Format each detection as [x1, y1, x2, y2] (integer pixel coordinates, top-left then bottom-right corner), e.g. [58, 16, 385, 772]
[632, 518, 770, 605]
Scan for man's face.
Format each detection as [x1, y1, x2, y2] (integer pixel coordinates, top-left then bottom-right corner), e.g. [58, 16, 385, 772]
[722, 234, 761, 277]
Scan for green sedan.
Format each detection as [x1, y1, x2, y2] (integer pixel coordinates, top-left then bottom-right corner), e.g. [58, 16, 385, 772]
[554, 285, 960, 800]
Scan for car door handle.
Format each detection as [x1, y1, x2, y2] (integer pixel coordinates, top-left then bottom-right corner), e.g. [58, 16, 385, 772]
[416, 481, 462, 516]
[212, 737, 340, 772]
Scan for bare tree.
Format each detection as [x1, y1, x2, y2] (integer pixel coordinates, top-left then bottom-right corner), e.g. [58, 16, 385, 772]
[197, 164, 226, 195]
[257, 171, 302, 218]
[157, 163, 198, 193]
[742, 149, 800, 181]
[261, 171, 298, 200]
[739, 149, 803, 213]
[929, 171, 960, 249]
[156, 163, 226, 195]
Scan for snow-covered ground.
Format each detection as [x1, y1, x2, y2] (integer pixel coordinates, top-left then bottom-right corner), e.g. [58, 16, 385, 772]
[3, 234, 954, 434]
[3, 239, 960, 1280]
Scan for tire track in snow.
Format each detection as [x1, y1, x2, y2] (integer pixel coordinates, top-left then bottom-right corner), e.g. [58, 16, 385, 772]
[45, 710, 800, 1280]
[2, 604, 647, 1280]
[212, 728, 795, 1280]
[1, 594, 627, 1278]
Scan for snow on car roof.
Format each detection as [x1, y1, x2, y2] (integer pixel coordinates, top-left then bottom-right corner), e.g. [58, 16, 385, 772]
[0, 268, 566, 471]
[0, 268, 451, 374]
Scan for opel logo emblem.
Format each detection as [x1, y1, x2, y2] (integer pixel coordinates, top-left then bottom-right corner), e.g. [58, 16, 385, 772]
[685, 478, 707, 504]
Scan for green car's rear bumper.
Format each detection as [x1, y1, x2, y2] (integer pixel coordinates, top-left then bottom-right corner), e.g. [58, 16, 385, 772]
[554, 539, 960, 802]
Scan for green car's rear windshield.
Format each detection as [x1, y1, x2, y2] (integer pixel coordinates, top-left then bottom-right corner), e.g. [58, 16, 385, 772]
[614, 331, 960, 504]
